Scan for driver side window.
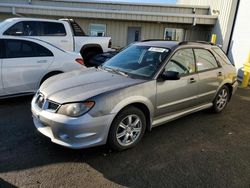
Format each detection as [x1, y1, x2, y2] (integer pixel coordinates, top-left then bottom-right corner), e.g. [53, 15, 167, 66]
[164, 48, 195, 76]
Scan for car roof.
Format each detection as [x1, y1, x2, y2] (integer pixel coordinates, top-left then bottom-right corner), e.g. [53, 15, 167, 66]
[4, 17, 61, 23]
[135, 41, 179, 49]
[135, 40, 215, 50]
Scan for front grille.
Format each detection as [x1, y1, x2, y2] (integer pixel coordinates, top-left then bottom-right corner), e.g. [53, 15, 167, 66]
[47, 101, 60, 112]
[35, 92, 60, 112]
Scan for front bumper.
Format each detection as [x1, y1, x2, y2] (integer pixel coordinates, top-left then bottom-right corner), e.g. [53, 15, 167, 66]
[31, 97, 115, 149]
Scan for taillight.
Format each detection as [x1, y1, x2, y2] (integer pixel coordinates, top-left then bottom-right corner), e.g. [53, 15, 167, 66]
[76, 58, 84, 65]
[108, 39, 112, 48]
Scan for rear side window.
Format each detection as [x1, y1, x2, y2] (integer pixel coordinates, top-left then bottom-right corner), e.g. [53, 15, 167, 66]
[41, 22, 66, 36]
[36, 43, 54, 56]
[194, 49, 218, 72]
[4, 39, 53, 58]
[212, 47, 232, 65]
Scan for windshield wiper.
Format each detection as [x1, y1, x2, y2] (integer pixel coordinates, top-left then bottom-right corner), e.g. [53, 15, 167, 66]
[111, 68, 128, 77]
[101, 66, 128, 77]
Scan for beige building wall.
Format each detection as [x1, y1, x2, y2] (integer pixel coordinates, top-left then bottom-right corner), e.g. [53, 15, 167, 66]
[0, 13, 211, 48]
[177, 0, 238, 51]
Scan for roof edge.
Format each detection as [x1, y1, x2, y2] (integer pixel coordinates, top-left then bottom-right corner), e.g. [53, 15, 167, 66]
[50, 0, 211, 9]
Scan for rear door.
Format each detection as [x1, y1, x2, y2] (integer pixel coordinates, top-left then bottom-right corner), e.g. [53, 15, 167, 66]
[194, 48, 223, 104]
[2, 39, 54, 94]
[0, 39, 4, 96]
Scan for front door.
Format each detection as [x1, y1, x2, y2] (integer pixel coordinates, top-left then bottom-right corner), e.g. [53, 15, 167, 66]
[156, 48, 199, 118]
[127, 27, 141, 45]
[2, 39, 54, 94]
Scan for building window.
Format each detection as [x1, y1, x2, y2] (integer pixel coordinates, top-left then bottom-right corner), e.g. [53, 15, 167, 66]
[164, 28, 184, 41]
[89, 24, 106, 37]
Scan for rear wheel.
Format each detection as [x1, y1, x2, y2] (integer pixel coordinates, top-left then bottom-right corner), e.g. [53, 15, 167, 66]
[212, 85, 230, 113]
[108, 106, 146, 151]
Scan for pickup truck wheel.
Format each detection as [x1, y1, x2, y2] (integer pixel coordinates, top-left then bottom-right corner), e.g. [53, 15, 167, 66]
[108, 106, 146, 151]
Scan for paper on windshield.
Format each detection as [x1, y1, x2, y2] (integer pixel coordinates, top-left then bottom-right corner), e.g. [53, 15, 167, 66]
[148, 47, 168, 53]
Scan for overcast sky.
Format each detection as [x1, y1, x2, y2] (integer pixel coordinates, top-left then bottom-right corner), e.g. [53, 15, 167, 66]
[93, 0, 177, 4]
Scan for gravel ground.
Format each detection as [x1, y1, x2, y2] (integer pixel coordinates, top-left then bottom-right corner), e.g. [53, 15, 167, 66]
[0, 88, 250, 188]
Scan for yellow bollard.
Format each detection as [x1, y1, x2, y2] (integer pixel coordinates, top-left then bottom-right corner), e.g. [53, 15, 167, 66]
[211, 34, 217, 44]
[241, 52, 250, 88]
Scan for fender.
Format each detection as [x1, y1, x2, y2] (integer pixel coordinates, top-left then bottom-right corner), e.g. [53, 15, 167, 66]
[213, 79, 234, 100]
[110, 95, 155, 127]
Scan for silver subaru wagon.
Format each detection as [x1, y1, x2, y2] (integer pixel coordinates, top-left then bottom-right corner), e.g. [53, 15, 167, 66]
[31, 41, 238, 150]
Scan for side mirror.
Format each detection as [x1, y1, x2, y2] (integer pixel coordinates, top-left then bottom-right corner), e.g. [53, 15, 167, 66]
[161, 71, 180, 80]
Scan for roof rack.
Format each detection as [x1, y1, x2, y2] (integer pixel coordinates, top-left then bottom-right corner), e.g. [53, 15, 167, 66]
[141, 39, 168, 42]
[179, 41, 216, 45]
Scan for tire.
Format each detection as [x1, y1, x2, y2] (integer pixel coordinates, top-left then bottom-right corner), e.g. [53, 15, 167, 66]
[212, 85, 230, 113]
[108, 106, 146, 151]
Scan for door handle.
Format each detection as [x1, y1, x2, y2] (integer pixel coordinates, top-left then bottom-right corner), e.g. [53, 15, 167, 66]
[37, 60, 47, 63]
[61, 40, 68, 43]
[217, 72, 223, 77]
[189, 78, 196, 83]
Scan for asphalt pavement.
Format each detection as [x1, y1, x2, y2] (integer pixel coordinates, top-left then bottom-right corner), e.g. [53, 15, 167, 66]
[0, 88, 250, 188]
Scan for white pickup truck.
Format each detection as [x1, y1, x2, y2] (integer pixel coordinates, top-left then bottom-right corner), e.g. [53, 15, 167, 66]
[0, 18, 112, 65]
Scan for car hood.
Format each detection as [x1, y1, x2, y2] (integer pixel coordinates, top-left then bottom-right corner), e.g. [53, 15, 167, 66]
[40, 68, 146, 104]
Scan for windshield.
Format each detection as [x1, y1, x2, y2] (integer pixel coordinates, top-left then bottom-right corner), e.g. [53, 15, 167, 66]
[0, 20, 8, 29]
[102, 44, 170, 79]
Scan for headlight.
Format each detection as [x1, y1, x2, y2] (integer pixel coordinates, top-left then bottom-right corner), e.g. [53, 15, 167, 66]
[57, 101, 95, 117]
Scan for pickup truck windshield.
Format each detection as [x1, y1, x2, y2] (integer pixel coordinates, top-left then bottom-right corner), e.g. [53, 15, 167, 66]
[102, 45, 170, 79]
[0, 20, 8, 29]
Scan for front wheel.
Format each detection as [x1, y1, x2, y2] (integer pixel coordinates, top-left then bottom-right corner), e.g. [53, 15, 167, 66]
[108, 106, 146, 151]
[212, 85, 230, 113]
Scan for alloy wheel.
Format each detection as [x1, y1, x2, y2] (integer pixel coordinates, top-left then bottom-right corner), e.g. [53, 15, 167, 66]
[216, 88, 228, 110]
[116, 114, 142, 147]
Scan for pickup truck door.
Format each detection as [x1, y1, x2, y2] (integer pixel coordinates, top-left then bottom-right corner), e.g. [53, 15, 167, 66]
[38, 21, 74, 51]
[2, 39, 54, 95]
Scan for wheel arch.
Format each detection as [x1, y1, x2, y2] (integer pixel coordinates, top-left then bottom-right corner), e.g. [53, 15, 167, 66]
[110, 98, 154, 132]
[214, 82, 233, 101]
[80, 44, 103, 57]
[224, 83, 233, 100]
[39, 70, 64, 87]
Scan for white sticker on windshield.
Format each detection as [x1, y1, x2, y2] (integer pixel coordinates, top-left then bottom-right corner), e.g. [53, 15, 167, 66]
[148, 47, 168, 53]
